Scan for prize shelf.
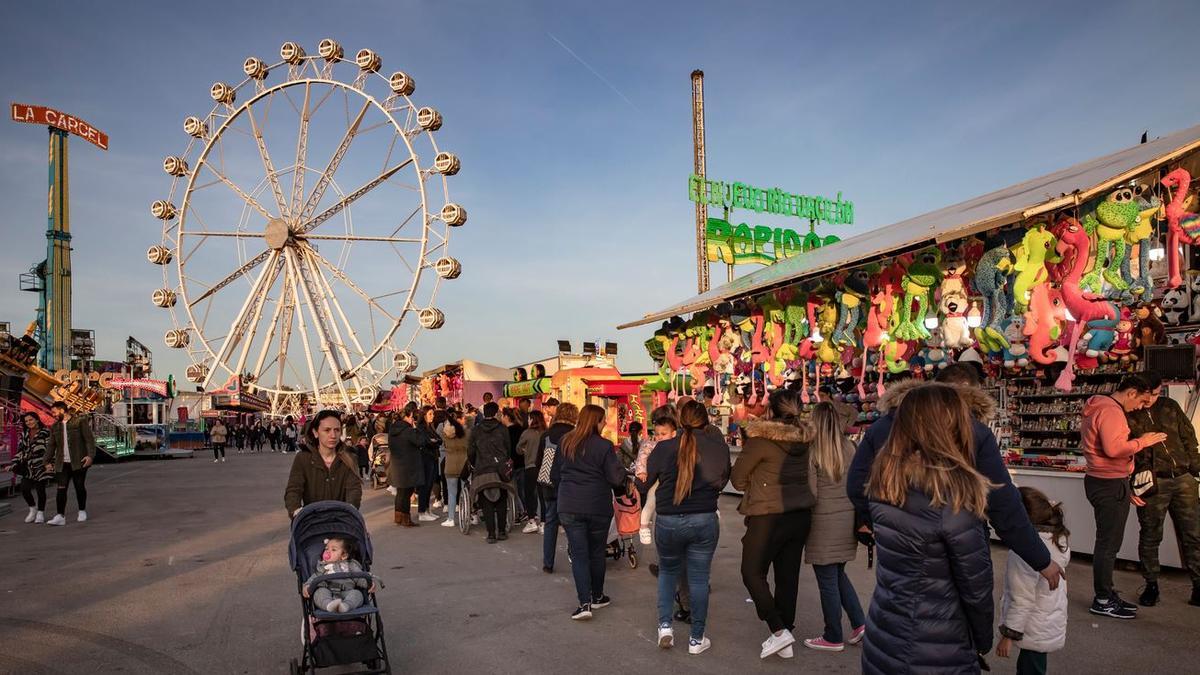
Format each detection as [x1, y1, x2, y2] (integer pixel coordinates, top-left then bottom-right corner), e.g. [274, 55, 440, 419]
[1002, 367, 1132, 469]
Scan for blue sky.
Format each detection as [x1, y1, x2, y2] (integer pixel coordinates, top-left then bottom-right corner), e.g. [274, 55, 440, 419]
[3, 0, 1200, 387]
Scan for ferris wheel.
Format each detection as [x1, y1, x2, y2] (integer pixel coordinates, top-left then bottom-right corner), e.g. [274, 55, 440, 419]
[148, 39, 464, 414]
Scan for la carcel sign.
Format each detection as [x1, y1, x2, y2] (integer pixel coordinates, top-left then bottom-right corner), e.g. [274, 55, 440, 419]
[10, 103, 109, 150]
[688, 174, 849, 266]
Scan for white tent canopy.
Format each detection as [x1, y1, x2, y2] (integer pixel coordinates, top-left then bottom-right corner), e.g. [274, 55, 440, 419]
[422, 359, 512, 382]
[619, 123, 1200, 330]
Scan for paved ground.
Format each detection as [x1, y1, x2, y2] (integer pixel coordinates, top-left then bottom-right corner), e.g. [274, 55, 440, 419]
[0, 452, 1196, 674]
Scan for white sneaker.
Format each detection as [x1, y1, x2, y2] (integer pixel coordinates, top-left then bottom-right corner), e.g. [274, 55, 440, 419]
[418, 512, 438, 522]
[688, 636, 711, 655]
[538, 523, 545, 534]
[471, 515, 480, 525]
[777, 645, 794, 659]
[657, 624, 674, 649]
[522, 521, 539, 534]
[440, 518, 456, 527]
[77, 510, 88, 522]
[761, 629, 795, 658]
[213, 459, 219, 463]
[25, 507, 36, 523]
[386, 486, 398, 496]
[221, 457, 226, 463]
[639, 527, 653, 545]
[431, 499, 443, 509]
[35, 511, 45, 523]
[47, 514, 66, 526]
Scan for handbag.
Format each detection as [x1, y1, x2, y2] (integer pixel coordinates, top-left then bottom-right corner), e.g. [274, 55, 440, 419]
[1131, 444, 1157, 500]
[537, 439, 557, 486]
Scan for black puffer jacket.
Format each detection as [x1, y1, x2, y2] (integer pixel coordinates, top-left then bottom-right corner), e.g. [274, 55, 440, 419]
[863, 491, 994, 675]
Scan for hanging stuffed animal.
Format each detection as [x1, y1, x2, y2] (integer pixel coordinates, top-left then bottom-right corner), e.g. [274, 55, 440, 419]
[919, 330, 949, 372]
[815, 299, 841, 374]
[1023, 284, 1067, 365]
[1081, 188, 1141, 295]
[972, 241, 1014, 353]
[938, 252, 974, 350]
[1011, 224, 1058, 313]
[1161, 168, 1200, 289]
[833, 268, 871, 347]
[1133, 302, 1166, 346]
[1054, 216, 1118, 390]
[893, 247, 943, 341]
[1001, 317, 1030, 369]
[1122, 185, 1161, 302]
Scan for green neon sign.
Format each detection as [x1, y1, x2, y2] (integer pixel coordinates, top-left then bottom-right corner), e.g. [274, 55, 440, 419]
[688, 174, 854, 226]
[705, 217, 840, 266]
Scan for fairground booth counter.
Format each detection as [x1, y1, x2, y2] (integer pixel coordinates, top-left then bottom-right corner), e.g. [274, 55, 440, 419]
[620, 124, 1200, 567]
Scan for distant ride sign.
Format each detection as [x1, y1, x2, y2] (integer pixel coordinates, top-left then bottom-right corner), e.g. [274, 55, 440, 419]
[10, 103, 109, 150]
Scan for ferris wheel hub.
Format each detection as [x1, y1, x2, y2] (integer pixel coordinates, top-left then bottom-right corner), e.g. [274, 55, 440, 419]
[265, 217, 290, 250]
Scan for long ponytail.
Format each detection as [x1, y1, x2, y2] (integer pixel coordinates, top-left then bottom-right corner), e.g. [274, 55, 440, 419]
[673, 400, 709, 505]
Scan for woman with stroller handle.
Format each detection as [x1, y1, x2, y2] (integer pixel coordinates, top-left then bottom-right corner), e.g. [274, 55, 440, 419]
[731, 389, 818, 660]
[556, 404, 627, 620]
[802, 402, 866, 654]
[517, 410, 547, 533]
[441, 410, 469, 528]
[284, 410, 362, 518]
[645, 400, 731, 655]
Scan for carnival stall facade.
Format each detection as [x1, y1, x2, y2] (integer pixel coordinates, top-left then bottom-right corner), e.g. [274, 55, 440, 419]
[624, 124, 1200, 565]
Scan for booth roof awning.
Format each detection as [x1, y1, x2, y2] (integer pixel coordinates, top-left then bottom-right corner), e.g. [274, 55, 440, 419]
[618, 122, 1200, 330]
[421, 359, 512, 382]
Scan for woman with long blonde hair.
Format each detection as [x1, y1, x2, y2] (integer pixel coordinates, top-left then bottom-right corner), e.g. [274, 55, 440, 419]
[556, 404, 627, 620]
[644, 400, 731, 655]
[801, 402, 865, 654]
[862, 384, 996, 675]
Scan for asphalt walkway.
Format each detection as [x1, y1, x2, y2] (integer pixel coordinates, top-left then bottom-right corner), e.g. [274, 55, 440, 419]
[0, 453, 1195, 673]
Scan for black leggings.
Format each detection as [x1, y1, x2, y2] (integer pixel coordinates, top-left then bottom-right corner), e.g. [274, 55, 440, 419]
[213, 443, 226, 460]
[395, 487, 415, 515]
[21, 477, 48, 510]
[56, 464, 88, 515]
[741, 510, 812, 633]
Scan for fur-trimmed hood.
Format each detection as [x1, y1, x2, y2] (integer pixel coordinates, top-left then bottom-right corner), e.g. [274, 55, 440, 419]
[876, 379, 997, 421]
[744, 419, 815, 444]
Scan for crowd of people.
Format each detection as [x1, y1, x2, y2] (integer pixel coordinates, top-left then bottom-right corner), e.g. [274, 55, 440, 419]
[264, 364, 1199, 672]
[206, 416, 302, 461]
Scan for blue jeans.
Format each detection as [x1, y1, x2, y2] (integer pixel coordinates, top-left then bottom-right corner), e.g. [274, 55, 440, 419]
[813, 563, 865, 643]
[560, 511, 610, 605]
[542, 495, 559, 569]
[655, 512, 719, 641]
[445, 476, 460, 523]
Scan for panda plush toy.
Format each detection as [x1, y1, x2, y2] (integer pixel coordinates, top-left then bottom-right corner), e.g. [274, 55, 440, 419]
[1161, 286, 1190, 326]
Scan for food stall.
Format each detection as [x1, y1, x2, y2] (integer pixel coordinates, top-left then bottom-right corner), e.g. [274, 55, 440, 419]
[420, 359, 511, 407]
[620, 124, 1200, 565]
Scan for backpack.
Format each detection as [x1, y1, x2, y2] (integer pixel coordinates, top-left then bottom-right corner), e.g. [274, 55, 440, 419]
[537, 437, 557, 486]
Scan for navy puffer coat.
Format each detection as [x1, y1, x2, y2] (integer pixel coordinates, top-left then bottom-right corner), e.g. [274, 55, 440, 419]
[863, 490, 994, 675]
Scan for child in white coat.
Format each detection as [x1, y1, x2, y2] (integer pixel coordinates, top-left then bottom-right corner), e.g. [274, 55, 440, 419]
[997, 487, 1070, 674]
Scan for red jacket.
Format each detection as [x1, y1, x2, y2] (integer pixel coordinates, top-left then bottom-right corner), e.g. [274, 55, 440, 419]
[1081, 395, 1146, 479]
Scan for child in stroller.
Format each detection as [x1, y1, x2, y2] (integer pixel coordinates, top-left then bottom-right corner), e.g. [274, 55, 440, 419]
[289, 501, 390, 675]
[302, 537, 378, 613]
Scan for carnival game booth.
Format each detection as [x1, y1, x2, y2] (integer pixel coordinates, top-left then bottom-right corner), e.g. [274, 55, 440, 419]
[621, 124, 1200, 567]
[420, 360, 510, 408]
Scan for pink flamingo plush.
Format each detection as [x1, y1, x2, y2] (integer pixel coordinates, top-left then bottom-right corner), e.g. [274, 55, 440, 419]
[1054, 217, 1117, 390]
[1161, 168, 1200, 288]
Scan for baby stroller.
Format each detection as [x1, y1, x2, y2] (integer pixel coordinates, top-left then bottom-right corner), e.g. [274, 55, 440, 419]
[455, 471, 520, 536]
[608, 486, 642, 569]
[370, 452, 390, 490]
[288, 501, 391, 675]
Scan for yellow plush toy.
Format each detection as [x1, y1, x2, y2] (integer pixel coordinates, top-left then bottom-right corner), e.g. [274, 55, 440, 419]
[1011, 224, 1058, 314]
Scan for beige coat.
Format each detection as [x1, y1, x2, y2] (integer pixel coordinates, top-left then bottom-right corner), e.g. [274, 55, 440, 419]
[805, 440, 858, 565]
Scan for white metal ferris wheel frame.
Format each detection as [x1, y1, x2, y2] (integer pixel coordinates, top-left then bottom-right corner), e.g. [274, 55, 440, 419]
[152, 42, 461, 414]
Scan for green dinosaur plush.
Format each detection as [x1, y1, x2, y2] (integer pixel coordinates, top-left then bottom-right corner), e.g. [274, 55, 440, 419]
[893, 247, 944, 341]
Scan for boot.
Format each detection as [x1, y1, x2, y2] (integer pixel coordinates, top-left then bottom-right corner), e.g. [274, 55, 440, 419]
[403, 512, 419, 528]
[1139, 581, 1159, 607]
[394, 510, 404, 525]
[1190, 585, 1200, 607]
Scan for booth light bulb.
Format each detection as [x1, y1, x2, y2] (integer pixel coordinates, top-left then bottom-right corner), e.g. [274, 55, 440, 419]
[966, 314, 982, 328]
[924, 316, 940, 330]
[1149, 246, 1166, 262]
[879, 331, 890, 342]
[811, 328, 824, 344]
